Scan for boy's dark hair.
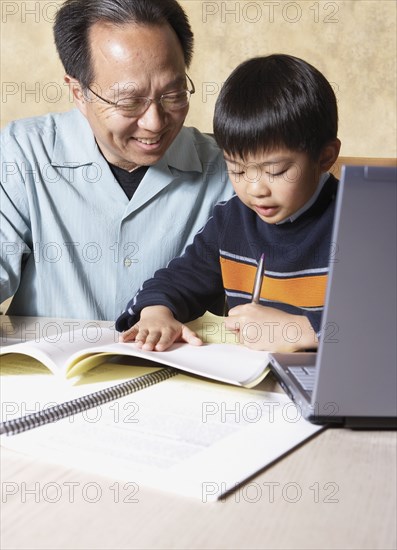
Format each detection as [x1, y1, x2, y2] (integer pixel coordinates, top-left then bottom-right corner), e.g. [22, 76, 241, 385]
[54, 0, 194, 89]
[213, 54, 338, 160]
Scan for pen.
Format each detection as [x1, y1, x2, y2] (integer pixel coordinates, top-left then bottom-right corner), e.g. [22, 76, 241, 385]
[251, 253, 265, 303]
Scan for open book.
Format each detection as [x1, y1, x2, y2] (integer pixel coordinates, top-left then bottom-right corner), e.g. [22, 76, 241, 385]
[1, 314, 270, 387]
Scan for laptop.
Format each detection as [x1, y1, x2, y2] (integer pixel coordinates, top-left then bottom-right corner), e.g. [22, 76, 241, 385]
[269, 165, 397, 428]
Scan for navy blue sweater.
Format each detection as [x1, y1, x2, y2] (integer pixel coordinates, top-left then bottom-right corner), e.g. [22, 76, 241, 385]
[116, 175, 338, 334]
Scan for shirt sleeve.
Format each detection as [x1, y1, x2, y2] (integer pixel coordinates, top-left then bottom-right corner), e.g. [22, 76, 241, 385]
[0, 127, 32, 302]
[115, 213, 224, 331]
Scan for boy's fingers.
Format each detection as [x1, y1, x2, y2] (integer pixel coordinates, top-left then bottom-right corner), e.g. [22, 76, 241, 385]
[121, 325, 139, 342]
[223, 317, 240, 332]
[153, 327, 180, 351]
[140, 330, 163, 351]
[227, 305, 244, 316]
[181, 326, 203, 346]
[135, 328, 150, 343]
[122, 325, 202, 350]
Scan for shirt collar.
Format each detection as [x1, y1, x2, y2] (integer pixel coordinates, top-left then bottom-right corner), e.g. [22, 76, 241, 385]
[162, 127, 203, 173]
[51, 109, 99, 166]
[51, 110, 203, 173]
[276, 172, 330, 225]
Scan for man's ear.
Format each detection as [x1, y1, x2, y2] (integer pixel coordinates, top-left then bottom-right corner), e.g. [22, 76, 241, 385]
[319, 139, 341, 172]
[64, 75, 87, 115]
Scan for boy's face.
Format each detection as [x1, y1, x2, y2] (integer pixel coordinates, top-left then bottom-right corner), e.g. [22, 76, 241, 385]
[224, 149, 323, 224]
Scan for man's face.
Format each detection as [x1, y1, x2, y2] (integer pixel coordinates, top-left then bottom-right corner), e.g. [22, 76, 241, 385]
[224, 148, 322, 224]
[72, 22, 189, 170]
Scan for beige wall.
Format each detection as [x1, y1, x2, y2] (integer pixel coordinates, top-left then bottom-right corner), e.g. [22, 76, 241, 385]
[1, 0, 396, 157]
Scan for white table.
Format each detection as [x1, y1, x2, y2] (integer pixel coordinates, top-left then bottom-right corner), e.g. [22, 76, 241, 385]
[1, 316, 396, 549]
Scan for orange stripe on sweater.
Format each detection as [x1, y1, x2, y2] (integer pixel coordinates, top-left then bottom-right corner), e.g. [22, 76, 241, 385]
[221, 257, 327, 308]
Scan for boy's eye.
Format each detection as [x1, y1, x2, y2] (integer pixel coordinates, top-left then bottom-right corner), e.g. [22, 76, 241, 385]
[226, 164, 245, 176]
[267, 169, 287, 177]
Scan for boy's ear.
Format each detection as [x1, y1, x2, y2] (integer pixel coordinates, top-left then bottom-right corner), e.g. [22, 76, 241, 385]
[318, 139, 341, 172]
[64, 75, 88, 116]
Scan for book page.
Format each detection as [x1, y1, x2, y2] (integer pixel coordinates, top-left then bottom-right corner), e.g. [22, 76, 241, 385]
[1, 375, 323, 501]
[188, 312, 241, 344]
[65, 340, 270, 387]
[0, 325, 118, 375]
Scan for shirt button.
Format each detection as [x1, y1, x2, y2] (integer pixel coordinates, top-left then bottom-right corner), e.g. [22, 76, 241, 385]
[124, 258, 132, 267]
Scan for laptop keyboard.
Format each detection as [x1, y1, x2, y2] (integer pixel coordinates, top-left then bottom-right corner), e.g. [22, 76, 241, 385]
[287, 366, 316, 393]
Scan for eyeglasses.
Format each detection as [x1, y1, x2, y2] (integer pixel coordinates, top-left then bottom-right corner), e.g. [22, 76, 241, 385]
[86, 74, 195, 117]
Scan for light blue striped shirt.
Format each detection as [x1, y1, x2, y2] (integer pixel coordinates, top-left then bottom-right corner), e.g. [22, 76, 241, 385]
[0, 109, 233, 320]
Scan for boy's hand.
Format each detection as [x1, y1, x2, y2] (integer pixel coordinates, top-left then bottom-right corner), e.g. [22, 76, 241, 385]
[225, 303, 318, 352]
[121, 305, 203, 351]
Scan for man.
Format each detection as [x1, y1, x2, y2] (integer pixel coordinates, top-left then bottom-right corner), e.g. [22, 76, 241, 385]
[0, 0, 233, 320]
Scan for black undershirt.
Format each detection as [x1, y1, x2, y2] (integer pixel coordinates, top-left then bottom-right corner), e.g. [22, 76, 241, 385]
[109, 164, 149, 200]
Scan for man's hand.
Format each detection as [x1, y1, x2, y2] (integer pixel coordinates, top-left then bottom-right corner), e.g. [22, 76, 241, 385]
[224, 303, 318, 351]
[121, 305, 203, 351]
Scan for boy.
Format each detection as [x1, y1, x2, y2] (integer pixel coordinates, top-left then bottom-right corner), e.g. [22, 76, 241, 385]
[116, 54, 341, 352]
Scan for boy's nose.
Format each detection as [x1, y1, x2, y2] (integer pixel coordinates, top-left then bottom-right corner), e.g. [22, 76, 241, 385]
[246, 177, 271, 197]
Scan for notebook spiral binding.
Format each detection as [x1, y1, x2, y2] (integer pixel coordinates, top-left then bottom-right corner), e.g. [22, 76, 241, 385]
[0, 367, 178, 437]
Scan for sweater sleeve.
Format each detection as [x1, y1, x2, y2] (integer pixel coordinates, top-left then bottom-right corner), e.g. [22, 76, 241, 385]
[303, 310, 323, 336]
[115, 214, 225, 331]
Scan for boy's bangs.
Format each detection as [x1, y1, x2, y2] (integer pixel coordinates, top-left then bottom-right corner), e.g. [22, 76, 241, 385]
[215, 110, 303, 161]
